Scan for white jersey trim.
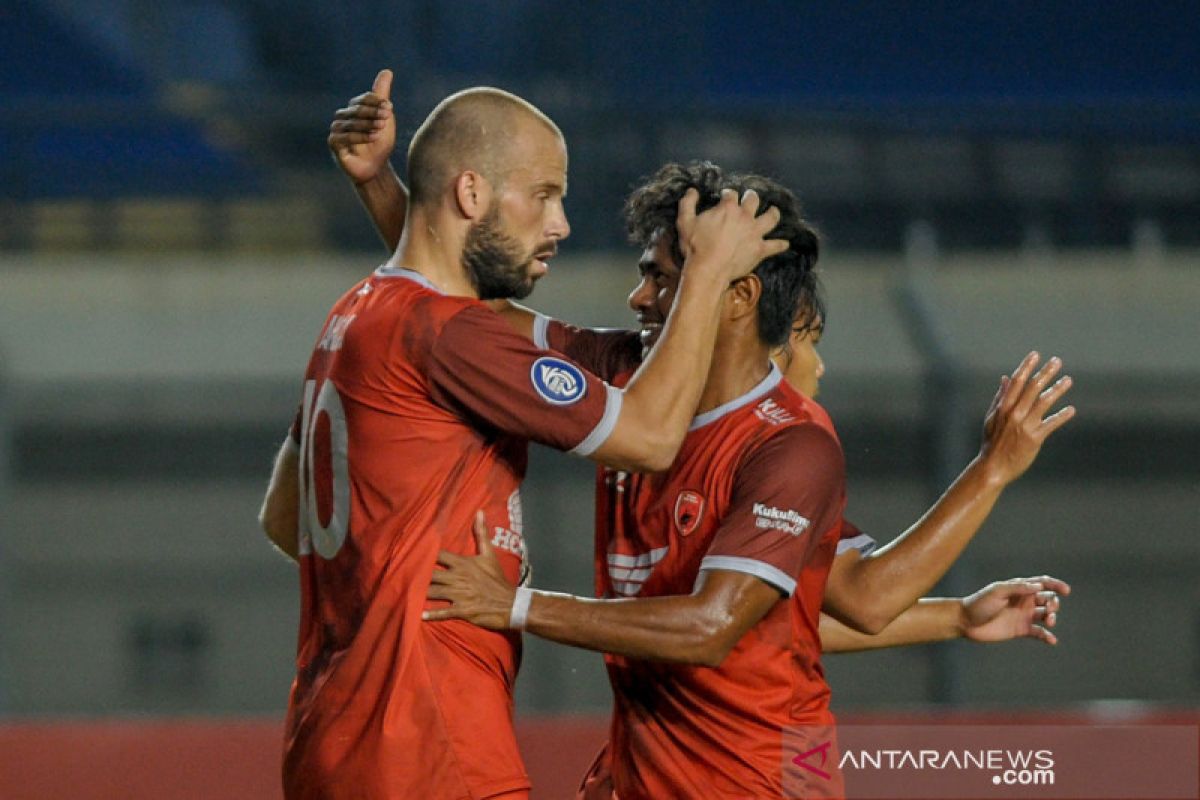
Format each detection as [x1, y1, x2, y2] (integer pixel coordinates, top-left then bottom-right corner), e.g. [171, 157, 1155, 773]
[373, 265, 444, 294]
[532, 313, 552, 350]
[836, 532, 878, 557]
[689, 362, 783, 431]
[570, 383, 623, 457]
[698, 555, 797, 597]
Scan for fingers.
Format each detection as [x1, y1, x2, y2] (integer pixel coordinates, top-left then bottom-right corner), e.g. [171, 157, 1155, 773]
[473, 510, 493, 556]
[1000, 352, 1039, 413]
[421, 608, 462, 622]
[676, 187, 700, 230]
[1027, 624, 1058, 646]
[1038, 403, 1076, 438]
[1034, 373, 1073, 414]
[1014, 356, 1063, 418]
[985, 375, 1008, 419]
[328, 131, 378, 148]
[335, 99, 390, 121]
[1022, 575, 1071, 596]
[738, 188, 761, 216]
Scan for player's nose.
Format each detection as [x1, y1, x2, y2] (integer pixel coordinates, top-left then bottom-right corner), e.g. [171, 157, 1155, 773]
[627, 276, 654, 312]
[546, 204, 570, 241]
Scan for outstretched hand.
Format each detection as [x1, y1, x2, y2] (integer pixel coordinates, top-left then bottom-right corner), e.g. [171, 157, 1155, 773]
[962, 575, 1070, 646]
[423, 511, 517, 630]
[977, 351, 1075, 486]
[674, 187, 790, 283]
[328, 69, 397, 185]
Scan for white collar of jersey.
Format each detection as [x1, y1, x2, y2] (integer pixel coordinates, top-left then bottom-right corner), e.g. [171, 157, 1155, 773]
[688, 361, 783, 431]
[373, 265, 444, 294]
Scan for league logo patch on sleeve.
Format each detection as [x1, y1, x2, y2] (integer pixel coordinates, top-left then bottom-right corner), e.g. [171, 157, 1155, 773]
[530, 356, 587, 405]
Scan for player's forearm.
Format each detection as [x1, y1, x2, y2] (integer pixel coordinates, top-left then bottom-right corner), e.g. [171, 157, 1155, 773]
[524, 590, 736, 667]
[820, 599, 964, 653]
[835, 458, 1005, 630]
[606, 266, 728, 471]
[355, 162, 407, 252]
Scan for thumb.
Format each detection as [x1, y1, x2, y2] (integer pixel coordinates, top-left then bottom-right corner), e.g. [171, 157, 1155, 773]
[472, 510, 493, 556]
[373, 68, 393, 100]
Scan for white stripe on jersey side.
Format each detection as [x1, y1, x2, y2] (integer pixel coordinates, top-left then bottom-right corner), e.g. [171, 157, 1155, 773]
[607, 565, 654, 582]
[612, 581, 646, 597]
[607, 547, 669, 568]
[607, 546, 668, 597]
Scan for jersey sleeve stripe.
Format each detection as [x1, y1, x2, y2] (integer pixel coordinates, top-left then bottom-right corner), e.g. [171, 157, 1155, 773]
[532, 313, 552, 350]
[836, 532, 877, 557]
[569, 383, 622, 457]
[698, 555, 797, 597]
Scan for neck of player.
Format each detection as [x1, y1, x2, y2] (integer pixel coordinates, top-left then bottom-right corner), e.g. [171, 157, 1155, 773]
[695, 330, 773, 417]
[388, 206, 479, 297]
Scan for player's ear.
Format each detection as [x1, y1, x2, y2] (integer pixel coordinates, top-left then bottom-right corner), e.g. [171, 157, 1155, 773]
[727, 274, 761, 321]
[454, 171, 491, 220]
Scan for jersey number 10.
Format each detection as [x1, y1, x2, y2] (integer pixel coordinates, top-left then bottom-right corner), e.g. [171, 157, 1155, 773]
[298, 378, 351, 559]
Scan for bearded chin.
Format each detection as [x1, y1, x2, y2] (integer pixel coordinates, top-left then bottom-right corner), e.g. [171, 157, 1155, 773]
[462, 211, 534, 300]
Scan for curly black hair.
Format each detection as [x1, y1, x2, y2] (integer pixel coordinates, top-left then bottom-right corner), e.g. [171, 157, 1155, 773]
[623, 161, 824, 347]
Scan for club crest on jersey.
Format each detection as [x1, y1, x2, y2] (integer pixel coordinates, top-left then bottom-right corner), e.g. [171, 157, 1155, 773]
[673, 490, 706, 537]
[530, 356, 587, 405]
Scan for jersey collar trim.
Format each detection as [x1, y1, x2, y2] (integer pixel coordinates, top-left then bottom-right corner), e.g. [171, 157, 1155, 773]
[688, 361, 782, 431]
[373, 266, 444, 294]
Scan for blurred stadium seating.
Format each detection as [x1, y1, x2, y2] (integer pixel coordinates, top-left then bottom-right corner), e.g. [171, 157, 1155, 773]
[2, 0, 1197, 252]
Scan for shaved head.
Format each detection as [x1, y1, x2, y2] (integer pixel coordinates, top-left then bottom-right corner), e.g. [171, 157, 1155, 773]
[407, 87, 563, 206]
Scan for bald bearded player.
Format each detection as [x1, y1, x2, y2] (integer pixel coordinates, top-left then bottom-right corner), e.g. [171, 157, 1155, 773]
[258, 85, 787, 799]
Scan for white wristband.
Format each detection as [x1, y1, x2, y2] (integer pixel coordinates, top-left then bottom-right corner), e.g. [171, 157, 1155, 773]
[509, 587, 534, 630]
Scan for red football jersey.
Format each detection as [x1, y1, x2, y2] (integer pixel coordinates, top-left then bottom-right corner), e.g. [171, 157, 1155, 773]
[283, 268, 621, 800]
[542, 318, 854, 799]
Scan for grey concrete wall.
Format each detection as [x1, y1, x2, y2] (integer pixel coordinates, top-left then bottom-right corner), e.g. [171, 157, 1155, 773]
[0, 250, 1196, 715]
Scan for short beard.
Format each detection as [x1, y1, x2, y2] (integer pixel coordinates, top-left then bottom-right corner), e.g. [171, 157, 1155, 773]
[462, 206, 534, 300]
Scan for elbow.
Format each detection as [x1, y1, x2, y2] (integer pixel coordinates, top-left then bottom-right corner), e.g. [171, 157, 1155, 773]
[838, 607, 892, 636]
[680, 615, 741, 668]
[854, 614, 890, 637]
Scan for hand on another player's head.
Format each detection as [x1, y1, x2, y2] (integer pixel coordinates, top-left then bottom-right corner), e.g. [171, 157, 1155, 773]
[977, 351, 1076, 485]
[674, 188, 789, 283]
[328, 69, 396, 185]
[962, 575, 1070, 646]
[423, 511, 516, 631]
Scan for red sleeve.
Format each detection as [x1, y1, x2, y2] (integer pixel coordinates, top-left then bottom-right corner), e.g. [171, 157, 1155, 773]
[535, 314, 642, 383]
[424, 304, 623, 456]
[700, 424, 846, 596]
[836, 519, 877, 557]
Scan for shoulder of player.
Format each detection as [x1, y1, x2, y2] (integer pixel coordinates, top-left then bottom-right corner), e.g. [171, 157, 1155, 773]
[737, 412, 844, 479]
[760, 415, 842, 456]
[744, 382, 837, 434]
